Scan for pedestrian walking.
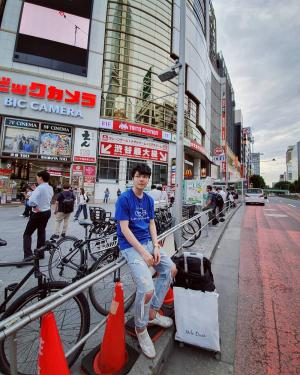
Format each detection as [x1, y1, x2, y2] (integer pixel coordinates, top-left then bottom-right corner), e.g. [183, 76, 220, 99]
[50, 183, 75, 240]
[146, 184, 161, 202]
[203, 185, 218, 225]
[157, 186, 168, 207]
[22, 170, 53, 261]
[73, 188, 88, 221]
[117, 188, 121, 198]
[103, 187, 110, 203]
[115, 163, 177, 359]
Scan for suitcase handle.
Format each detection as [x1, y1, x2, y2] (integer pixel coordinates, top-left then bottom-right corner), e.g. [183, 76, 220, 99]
[183, 252, 204, 276]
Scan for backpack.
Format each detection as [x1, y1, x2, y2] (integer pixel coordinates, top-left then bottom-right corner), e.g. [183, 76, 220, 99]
[61, 192, 74, 214]
[215, 193, 224, 208]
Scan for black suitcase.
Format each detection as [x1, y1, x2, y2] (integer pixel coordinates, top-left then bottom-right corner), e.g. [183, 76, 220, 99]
[172, 252, 215, 292]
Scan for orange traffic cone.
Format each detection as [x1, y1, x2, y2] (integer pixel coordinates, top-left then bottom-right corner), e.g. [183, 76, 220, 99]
[38, 311, 70, 375]
[93, 282, 128, 374]
[163, 287, 174, 304]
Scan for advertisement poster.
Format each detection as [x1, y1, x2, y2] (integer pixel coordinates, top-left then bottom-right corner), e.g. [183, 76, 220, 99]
[84, 165, 96, 184]
[72, 165, 84, 176]
[183, 178, 213, 206]
[40, 132, 71, 156]
[99, 133, 168, 163]
[3, 127, 39, 154]
[73, 128, 97, 163]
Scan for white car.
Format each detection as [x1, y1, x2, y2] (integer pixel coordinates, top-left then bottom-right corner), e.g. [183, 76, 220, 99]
[244, 188, 265, 206]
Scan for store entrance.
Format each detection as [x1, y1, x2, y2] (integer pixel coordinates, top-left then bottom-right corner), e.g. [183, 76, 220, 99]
[1, 159, 71, 201]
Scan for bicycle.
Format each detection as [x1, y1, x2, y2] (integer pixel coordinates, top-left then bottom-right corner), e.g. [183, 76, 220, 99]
[0, 241, 90, 375]
[56, 216, 118, 265]
[181, 204, 202, 248]
[48, 223, 136, 316]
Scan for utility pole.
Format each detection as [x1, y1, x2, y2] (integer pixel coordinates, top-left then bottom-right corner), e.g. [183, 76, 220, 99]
[174, 0, 186, 232]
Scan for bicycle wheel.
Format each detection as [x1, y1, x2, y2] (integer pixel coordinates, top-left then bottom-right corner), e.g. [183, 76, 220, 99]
[0, 281, 90, 375]
[87, 232, 118, 262]
[48, 236, 84, 282]
[181, 222, 197, 248]
[89, 250, 136, 315]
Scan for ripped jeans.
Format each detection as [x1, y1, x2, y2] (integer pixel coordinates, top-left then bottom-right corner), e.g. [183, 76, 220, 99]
[122, 241, 174, 329]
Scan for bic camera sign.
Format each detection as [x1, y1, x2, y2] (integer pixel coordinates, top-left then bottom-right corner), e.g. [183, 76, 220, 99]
[0, 76, 97, 120]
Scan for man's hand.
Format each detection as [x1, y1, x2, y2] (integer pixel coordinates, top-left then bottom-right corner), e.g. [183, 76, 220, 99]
[142, 251, 154, 267]
[153, 246, 161, 265]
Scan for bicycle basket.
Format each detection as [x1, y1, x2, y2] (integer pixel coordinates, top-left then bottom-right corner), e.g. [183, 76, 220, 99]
[89, 207, 107, 222]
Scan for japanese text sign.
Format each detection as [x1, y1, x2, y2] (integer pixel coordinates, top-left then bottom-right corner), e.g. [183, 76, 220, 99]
[73, 128, 97, 163]
[99, 133, 169, 163]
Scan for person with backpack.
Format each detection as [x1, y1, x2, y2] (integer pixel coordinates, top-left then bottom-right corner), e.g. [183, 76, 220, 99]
[203, 185, 218, 225]
[73, 188, 89, 221]
[50, 183, 75, 240]
[216, 187, 226, 217]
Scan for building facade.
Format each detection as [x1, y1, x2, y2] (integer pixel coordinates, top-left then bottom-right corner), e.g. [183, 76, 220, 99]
[0, 0, 237, 203]
[251, 153, 260, 176]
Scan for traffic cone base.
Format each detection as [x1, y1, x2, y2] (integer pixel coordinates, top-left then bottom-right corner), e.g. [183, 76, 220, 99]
[81, 345, 139, 375]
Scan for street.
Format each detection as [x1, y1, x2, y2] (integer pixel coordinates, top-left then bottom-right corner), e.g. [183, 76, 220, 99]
[162, 197, 300, 375]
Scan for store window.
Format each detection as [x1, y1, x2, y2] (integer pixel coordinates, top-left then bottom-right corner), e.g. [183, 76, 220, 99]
[0, 0, 6, 27]
[98, 157, 119, 180]
[126, 159, 146, 182]
[152, 163, 168, 185]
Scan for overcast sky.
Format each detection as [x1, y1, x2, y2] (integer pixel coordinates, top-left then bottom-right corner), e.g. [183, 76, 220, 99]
[212, 0, 300, 185]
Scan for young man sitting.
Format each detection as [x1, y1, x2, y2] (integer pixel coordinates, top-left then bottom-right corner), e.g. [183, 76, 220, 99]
[115, 164, 177, 358]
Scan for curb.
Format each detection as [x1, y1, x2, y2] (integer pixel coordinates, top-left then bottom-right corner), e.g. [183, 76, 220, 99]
[127, 204, 242, 375]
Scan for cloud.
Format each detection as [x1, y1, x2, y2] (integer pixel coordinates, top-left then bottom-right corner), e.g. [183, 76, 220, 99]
[212, 0, 300, 184]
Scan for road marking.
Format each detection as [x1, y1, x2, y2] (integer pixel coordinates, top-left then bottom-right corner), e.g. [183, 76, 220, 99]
[288, 204, 296, 208]
[265, 213, 288, 218]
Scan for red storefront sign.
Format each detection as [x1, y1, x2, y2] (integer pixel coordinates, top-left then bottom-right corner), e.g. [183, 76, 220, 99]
[99, 133, 168, 163]
[190, 140, 206, 155]
[72, 165, 84, 176]
[84, 165, 96, 183]
[0, 169, 11, 176]
[47, 168, 62, 176]
[221, 161, 227, 173]
[0, 76, 96, 107]
[99, 119, 172, 141]
[214, 146, 224, 156]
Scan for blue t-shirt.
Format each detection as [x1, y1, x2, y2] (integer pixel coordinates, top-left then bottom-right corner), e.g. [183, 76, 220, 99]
[115, 189, 155, 250]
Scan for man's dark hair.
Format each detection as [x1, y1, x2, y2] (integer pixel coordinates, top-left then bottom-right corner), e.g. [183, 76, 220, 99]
[131, 163, 151, 178]
[207, 185, 212, 191]
[157, 186, 162, 191]
[37, 170, 50, 182]
[63, 183, 70, 190]
[151, 184, 156, 189]
[216, 187, 221, 191]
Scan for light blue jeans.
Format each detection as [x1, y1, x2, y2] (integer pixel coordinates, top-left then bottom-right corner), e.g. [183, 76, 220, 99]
[122, 241, 174, 329]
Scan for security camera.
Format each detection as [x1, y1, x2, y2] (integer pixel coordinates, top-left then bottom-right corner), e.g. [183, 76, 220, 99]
[158, 62, 182, 82]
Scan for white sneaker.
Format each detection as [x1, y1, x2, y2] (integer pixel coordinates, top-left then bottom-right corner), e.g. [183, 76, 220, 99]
[148, 312, 173, 328]
[135, 328, 156, 359]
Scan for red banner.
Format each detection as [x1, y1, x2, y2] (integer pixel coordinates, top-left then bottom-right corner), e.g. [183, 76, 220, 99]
[190, 140, 206, 155]
[99, 119, 172, 141]
[99, 133, 168, 163]
[84, 165, 96, 184]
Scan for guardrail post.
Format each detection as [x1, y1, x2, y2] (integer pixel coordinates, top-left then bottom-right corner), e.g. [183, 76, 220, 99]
[8, 333, 18, 375]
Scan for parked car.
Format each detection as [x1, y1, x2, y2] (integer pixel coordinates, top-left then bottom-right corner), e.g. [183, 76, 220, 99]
[244, 188, 265, 206]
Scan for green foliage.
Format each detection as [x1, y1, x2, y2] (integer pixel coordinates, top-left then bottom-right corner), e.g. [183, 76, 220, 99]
[249, 175, 266, 188]
[273, 181, 292, 191]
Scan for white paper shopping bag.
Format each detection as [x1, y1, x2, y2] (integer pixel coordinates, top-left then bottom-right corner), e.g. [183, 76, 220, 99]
[173, 286, 220, 352]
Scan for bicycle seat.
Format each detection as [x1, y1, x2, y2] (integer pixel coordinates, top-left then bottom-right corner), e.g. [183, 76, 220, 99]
[78, 220, 93, 227]
[0, 239, 7, 247]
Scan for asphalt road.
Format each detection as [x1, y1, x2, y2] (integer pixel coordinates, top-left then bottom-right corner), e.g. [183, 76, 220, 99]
[162, 198, 300, 375]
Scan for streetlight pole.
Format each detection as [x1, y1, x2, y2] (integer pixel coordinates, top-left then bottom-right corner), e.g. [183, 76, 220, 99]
[174, 0, 186, 232]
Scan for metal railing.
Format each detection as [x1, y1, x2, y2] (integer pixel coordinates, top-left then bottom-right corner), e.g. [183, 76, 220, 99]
[0, 200, 238, 374]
